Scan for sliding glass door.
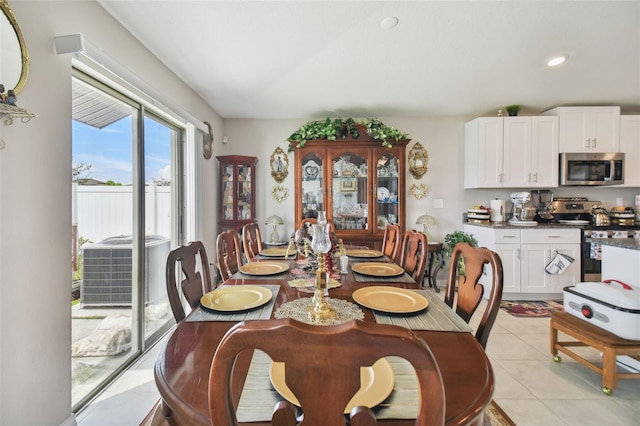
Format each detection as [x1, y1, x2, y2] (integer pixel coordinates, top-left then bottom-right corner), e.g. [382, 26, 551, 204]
[71, 72, 181, 410]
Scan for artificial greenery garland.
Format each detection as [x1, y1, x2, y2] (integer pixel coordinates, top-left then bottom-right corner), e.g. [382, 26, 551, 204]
[286, 118, 408, 151]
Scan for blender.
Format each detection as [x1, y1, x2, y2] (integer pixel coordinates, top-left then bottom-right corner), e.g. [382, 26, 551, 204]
[509, 192, 537, 225]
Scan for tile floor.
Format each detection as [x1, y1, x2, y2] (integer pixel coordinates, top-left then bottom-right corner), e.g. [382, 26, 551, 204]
[76, 293, 640, 426]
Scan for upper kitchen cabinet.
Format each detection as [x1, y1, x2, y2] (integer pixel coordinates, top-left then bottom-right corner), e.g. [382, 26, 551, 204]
[292, 137, 408, 249]
[217, 155, 258, 234]
[542, 106, 620, 153]
[464, 116, 558, 188]
[620, 115, 640, 187]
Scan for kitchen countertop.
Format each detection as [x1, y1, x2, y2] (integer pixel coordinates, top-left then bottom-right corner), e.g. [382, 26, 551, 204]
[586, 237, 640, 251]
[465, 221, 640, 231]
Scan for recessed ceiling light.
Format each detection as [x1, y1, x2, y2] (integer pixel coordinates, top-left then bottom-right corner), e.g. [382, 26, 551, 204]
[547, 55, 567, 67]
[380, 16, 399, 30]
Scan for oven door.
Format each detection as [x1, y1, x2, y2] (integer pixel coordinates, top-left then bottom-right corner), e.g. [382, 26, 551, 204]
[581, 229, 604, 281]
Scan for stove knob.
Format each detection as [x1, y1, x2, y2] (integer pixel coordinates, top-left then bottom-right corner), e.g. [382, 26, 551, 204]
[581, 304, 593, 319]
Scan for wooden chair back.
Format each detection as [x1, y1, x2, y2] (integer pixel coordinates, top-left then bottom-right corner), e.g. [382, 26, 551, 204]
[242, 222, 263, 261]
[165, 241, 213, 322]
[209, 318, 445, 426]
[444, 242, 504, 349]
[381, 224, 401, 263]
[398, 230, 428, 282]
[216, 229, 243, 281]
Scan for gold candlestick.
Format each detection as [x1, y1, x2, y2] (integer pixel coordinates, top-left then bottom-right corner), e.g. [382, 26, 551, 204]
[309, 252, 335, 320]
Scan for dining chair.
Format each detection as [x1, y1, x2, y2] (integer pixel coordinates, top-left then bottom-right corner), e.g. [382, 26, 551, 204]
[381, 223, 401, 263]
[398, 230, 428, 283]
[242, 222, 263, 262]
[209, 318, 445, 426]
[444, 242, 504, 349]
[165, 241, 213, 322]
[216, 229, 243, 281]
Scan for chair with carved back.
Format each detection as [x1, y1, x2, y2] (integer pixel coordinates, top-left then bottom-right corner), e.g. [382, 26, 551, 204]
[242, 222, 263, 262]
[165, 241, 213, 322]
[216, 229, 243, 281]
[444, 242, 504, 349]
[381, 223, 401, 263]
[209, 318, 445, 426]
[398, 230, 428, 283]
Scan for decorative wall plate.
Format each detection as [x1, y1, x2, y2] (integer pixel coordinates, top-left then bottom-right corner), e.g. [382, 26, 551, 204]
[270, 146, 289, 183]
[408, 142, 428, 179]
[272, 185, 289, 202]
[409, 183, 428, 200]
[202, 121, 213, 160]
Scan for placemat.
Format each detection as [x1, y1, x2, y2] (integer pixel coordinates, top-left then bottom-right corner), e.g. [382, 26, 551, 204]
[236, 350, 418, 423]
[185, 285, 279, 322]
[373, 290, 472, 332]
[352, 271, 415, 284]
[274, 297, 364, 326]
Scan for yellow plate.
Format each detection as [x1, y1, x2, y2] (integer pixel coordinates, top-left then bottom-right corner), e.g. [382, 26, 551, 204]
[200, 286, 272, 312]
[269, 358, 394, 414]
[239, 261, 289, 276]
[345, 249, 384, 258]
[259, 247, 292, 257]
[352, 286, 429, 313]
[351, 262, 404, 277]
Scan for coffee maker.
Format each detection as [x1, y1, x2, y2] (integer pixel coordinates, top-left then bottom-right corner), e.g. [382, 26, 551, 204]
[509, 191, 537, 225]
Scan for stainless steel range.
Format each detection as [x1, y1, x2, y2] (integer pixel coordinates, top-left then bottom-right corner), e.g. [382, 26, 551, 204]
[542, 197, 640, 281]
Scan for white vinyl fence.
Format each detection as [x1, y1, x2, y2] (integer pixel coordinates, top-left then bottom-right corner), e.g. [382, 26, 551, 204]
[72, 183, 171, 245]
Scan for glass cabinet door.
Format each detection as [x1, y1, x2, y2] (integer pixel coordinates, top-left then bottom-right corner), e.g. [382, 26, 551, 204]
[301, 153, 324, 218]
[222, 163, 235, 220]
[376, 153, 400, 230]
[331, 151, 368, 231]
[237, 163, 253, 220]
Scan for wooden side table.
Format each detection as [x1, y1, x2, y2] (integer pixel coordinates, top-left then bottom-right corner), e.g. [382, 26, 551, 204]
[425, 242, 444, 292]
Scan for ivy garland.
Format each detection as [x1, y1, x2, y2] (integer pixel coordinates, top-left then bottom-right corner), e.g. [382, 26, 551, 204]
[286, 118, 408, 151]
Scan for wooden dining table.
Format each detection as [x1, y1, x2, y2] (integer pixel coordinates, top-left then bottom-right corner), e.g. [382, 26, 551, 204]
[154, 254, 494, 425]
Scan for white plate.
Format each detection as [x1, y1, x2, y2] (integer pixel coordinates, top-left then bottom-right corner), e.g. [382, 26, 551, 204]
[558, 220, 590, 225]
[377, 187, 390, 202]
[468, 208, 490, 214]
[508, 219, 538, 227]
[200, 286, 272, 312]
[352, 286, 429, 313]
[269, 358, 394, 414]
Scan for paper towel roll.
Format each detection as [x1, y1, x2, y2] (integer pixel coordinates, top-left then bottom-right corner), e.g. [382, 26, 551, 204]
[490, 199, 505, 222]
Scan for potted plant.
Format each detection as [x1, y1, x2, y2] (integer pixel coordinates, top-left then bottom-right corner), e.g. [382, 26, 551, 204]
[505, 104, 521, 116]
[443, 230, 478, 276]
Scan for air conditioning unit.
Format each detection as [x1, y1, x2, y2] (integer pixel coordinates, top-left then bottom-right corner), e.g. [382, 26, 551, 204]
[81, 235, 170, 307]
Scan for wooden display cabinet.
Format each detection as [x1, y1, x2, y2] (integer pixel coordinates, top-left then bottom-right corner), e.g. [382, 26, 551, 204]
[216, 155, 258, 234]
[292, 132, 409, 249]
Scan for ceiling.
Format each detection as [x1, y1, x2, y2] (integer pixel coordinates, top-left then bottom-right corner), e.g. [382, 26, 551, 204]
[97, 1, 640, 120]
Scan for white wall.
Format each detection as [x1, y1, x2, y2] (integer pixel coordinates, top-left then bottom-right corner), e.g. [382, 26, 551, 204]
[0, 2, 220, 425]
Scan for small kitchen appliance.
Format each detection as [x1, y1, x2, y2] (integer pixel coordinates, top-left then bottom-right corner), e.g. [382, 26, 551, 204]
[508, 192, 537, 226]
[563, 280, 640, 340]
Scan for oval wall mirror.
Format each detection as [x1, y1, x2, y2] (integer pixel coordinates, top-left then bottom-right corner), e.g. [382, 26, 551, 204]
[1, 0, 29, 94]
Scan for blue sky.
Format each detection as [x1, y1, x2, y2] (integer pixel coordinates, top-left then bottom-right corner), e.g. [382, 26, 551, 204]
[72, 116, 171, 185]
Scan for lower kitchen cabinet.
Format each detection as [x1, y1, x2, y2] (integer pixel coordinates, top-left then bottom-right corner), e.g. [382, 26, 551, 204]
[464, 225, 581, 298]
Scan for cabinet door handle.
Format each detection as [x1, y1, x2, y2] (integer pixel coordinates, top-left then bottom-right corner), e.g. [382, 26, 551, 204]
[585, 138, 590, 148]
[533, 173, 537, 183]
[503, 235, 517, 239]
[517, 248, 520, 259]
[498, 173, 503, 183]
[527, 173, 531, 182]
[591, 137, 597, 148]
[547, 235, 561, 239]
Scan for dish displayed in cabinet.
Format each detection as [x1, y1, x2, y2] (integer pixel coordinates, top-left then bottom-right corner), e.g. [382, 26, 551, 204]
[377, 187, 390, 202]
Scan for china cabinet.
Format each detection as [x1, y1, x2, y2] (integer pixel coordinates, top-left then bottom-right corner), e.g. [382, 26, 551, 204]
[216, 155, 258, 234]
[292, 133, 409, 249]
[542, 106, 620, 153]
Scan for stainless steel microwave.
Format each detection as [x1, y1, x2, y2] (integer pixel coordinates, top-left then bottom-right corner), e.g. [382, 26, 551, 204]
[559, 152, 624, 186]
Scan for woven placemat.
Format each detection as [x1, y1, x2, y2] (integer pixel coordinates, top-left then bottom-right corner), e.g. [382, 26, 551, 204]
[185, 285, 279, 322]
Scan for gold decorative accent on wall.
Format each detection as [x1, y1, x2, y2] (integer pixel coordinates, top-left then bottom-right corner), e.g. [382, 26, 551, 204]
[409, 183, 428, 200]
[203, 121, 213, 159]
[270, 146, 289, 183]
[408, 142, 428, 179]
[272, 185, 289, 202]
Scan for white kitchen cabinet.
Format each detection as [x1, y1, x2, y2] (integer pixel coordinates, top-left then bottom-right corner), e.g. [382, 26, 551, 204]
[620, 115, 640, 187]
[543, 106, 620, 153]
[503, 116, 558, 187]
[464, 118, 503, 188]
[464, 224, 581, 298]
[465, 116, 558, 188]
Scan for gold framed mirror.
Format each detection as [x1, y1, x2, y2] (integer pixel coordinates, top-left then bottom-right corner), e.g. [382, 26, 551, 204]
[408, 142, 428, 180]
[270, 146, 289, 183]
[1, 0, 29, 94]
